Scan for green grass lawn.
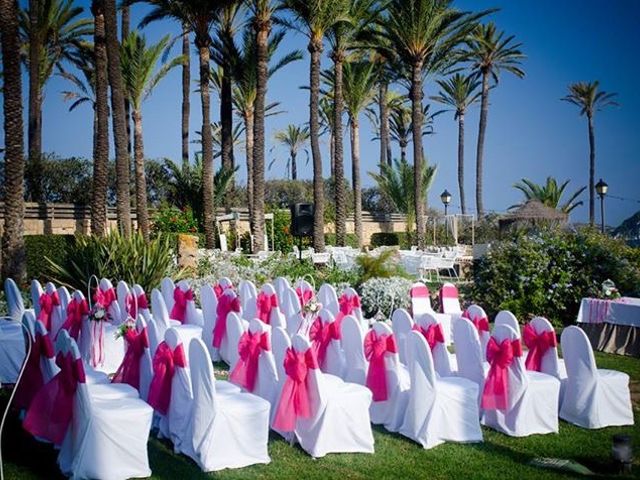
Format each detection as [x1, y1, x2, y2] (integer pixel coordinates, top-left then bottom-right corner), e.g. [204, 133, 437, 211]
[2, 352, 638, 480]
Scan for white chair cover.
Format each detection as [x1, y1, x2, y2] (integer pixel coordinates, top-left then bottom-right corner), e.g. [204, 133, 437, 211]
[56, 286, 71, 332]
[317, 283, 339, 317]
[200, 284, 218, 359]
[391, 308, 413, 365]
[161, 277, 176, 313]
[39, 281, 65, 338]
[273, 277, 291, 305]
[271, 326, 291, 381]
[0, 314, 25, 384]
[410, 282, 432, 317]
[342, 287, 364, 325]
[314, 309, 345, 378]
[439, 282, 462, 314]
[221, 312, 247, 370]
[238, 280, 258, 319]
[22, 311, 59, 383]
[559, 326, 633, 428]
[176, 280, 203, 327]
[30, 279, 44, 319]
[135, 316, 153, 401]
[132, 284, 153, 325]
[400, 331, 482, 448]
[452, 317, 487, 405]
[415, 312, 454, 377]
[528, 317, 565, 380]
[340, 315, 368, 385]
[465, 304, 490, 360]
[281, 287, 303, 336]
[117, 280, 131, 324]
[259, 283, 286, 329]
[6, 278, 27, 321]
[495, 310, 521, 338]
[152, 288, 202, 350]
[99, 278, 122, 325]
[146, 316, 161, 358]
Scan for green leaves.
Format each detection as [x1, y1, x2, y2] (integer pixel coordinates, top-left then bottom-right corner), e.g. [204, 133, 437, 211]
[511, 176, 586, 214]
[562, 80, 619, 117]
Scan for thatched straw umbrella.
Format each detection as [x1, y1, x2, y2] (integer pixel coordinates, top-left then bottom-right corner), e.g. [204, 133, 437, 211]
[499, 200, 568, 234]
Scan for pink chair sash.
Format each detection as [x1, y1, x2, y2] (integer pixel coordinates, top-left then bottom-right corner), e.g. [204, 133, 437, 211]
[60, 297, 89, 340]
[147, 341, 187, 415]
[14, 331, 55, 410]
[272, 347, 319, 432]
[522, 324, 557, 372]
[309, 317, 340, 367]
[481, 337, 523, 410]
[411, 285, 430, 299]
[94, 287, 116, 309]
[126, 293, 149, 319]
[23, 352, 86, 445]
[296, 288, 313, 308]
[229, 330, 270, 392]
[334, 293, 361, 330]
[170, 287, 194, 323]
[364, 330, 398, 402]
[38, 291, 60, 331]
[212, 294, 241, 348]
[256, 292, 278, 324]
[462, 310, 490, 334]
[213, 282, 233, 299]
[412, 323, 445, 350]
[111, 327, 149, 390]
[439, 284, 458, 313]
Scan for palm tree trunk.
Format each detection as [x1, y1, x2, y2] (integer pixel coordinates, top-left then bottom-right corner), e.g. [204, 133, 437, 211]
[197, 39, 215, 249]
[104, 0, 131, 235]
[458, 112, 466, 215]
[132, 109, 150, 241]
[291, 151, 297, 180]
[379, 81, 392, 170]
[221, 67, 234, 187]
[587, 113, 595, 225]
[91, 0, 108, 236]
[400, 143, 407, 162]
[329, 131, 335, 179]
[410, 62, 425, 248]
[475, 70, 490, 217]
[0, 0, 26, 281]
[245, 109, 255, 233]
[181, 24, 190, 170]
[351, 117, 363, 248]
[332, 53, 346, 246]
[121, 4, 132, 158]
[27, 0, 44, 203]
[309, 40, 325, 252]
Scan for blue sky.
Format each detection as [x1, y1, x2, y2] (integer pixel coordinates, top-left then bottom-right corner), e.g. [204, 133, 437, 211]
[6, 0, 640, 226]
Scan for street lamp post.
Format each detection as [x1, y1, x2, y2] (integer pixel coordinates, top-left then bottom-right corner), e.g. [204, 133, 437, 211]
[440, 189, 452, 241]
[595, 178, 608, 234]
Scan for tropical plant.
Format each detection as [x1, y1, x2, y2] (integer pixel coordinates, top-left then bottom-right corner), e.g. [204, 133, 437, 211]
[152, 205, 199, 234]
[562, 81, 618, 225]
[356, 249, 408, 285]
[467, 22, 525, 217]
[386, 101, 440, 162]
[510, 177, 586, 214]
[273, 124, 310, 180]
[120, 31, 185, 240]
[431, 73, 481, 214]
[369, 157, 437, 234]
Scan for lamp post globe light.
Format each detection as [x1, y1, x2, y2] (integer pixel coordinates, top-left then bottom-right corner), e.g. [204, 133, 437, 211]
[440, 189, 452, 242]
[595, 178, 608, 234]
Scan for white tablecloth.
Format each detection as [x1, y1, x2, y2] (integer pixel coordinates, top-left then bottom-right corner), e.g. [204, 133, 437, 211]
[576, 297, 640, 327]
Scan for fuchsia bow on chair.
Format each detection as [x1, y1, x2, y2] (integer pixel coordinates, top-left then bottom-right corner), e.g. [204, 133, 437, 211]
[23, 352, 86, 445]
[481, 337, 523, 410]
[412, 323, 445, 350]
[296, 288, 313, 308]
[335, 294, 361, 330]
[462, 310, 490, 335]
[111, 328, 149, 390]
[364, 330, 397, 402]
[14, 330, 55, 410]
[213, 283, 233, 299]
[272, 347, 319, 432]
[256, 292, 278, 324]
[170, 287, 194, 323]
[522, 324, 557, 372]
[229, 330, 271, 392]
[94, 287, 116, 309]
[212, 294, 241, 348]
[309, 317, 340, 367]
[147, 341, 187, 415]
[60, 297, 89, 340]
[126, 293, 149, 319]
[38, 291, 61, 331]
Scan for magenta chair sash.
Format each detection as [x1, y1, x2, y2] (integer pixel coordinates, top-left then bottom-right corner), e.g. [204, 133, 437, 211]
[481, 337, 523, 410]
[15, 331, 55, 410]
[439, 284, 458, 312]
[412, 323, 445, 351]
[212, 294, 241, 348]
[462, 310, 490, 334]
[411, 285, 430, 298]
[94, 287, 116, 309]
[296, 288, 313, 308]
[213, 282, 233, 299]
[38, 291, 60, 331]
[147, 341, 187, 415]
[272, 348, 319, 432]
[126, 293, 149, 319]
[522, 324, 557, 372]
[334, 294, 361, 330]
[256, 292, 278, 324]
[309, 317, 340, 367]
[170, 287, 194, 323]
[229, 330, 271, 392]
[364, 330, 398, 402]
[60, 297, 89, 340]
[23, 352, 86, 445]
[111, 327, 149, 390]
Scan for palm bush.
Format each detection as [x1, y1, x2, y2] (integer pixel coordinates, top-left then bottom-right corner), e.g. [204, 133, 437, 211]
[510, 177, 586, 214]
[355, 249, 408, 284]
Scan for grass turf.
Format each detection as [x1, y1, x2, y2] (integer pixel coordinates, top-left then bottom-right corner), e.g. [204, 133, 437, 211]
[1, 352, 638, 480]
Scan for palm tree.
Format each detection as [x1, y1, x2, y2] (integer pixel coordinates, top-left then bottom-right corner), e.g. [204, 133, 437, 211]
[562, 81, 618, 225]
[318, 94, 335, 178]
[181, 24, 190, 169]
[510, 177, 586, 214]
[376, 0, 485, 248]
[137, 0, 238, 248]
[281, 0, 349, 252]
[387, 100, 439, 162]
[121, 3, 132, 157]
[369, 157, 437, 235]
[121, 32, 185, 240]
[1, 0, 27, 281]
[467, 22, 525, 217]
[343, 60, 377, 247]
[274, 124, 310, 180]
[431, 73, 481, 214]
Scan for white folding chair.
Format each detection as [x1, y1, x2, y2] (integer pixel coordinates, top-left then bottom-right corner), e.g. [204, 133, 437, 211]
[414, 311, 455, 377]
[310, 309, 345, 378]
[464, 304, 491, 360]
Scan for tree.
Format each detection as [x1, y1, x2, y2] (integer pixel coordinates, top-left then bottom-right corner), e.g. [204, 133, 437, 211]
[121, 32, 185, 240]
[376, 0, 485, 248]
[467, 22, 525, 217]
[274, 124, 310, 180]
[181, 24, 190, 169]
[1, 0, 27, 282]
[137, 0, 238, 248]
[431, 73, 481, 214]
[387, 101, 439, 162]
[562, 81, 618, 225]
[510, 177, 586, 214]
[343, 60, 377, 247]
[281, 0, 349, 252]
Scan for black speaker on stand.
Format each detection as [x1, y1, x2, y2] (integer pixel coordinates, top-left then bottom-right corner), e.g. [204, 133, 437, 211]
[290, 203, 314, 261]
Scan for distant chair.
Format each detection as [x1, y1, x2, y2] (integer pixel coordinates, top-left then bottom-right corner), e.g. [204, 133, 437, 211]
[219, 233, 228, 252]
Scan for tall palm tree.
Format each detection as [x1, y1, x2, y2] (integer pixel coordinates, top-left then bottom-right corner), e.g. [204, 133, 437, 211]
[510, 177, 586, 214]
[27, 0, 41, 202]
[467, 22, 525, 217]
[274, 124, 310, 180]
[121, 3, 132, 157]
[121, 32, 185, 240]
[387, 101, 439, 162]
[281, 0, 349, 252]
[137, 0, 238, 248]
[1, 0, 27, 281]
[343, 60, 377, 247]
[181, 24, 191, 169]
[376, 0, 485, 248]
[562, 81, 618, 225]
[318, 93, 335, 178]
[431, 73, 480, 214]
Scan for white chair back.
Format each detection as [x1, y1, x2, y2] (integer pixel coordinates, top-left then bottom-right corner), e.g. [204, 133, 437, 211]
[200, 284, 218, 357]
[391, 308, 414, 364]
[560, 326, 597, 384]
[273, 277, 290, 304]
[246, 319, 279, 406]
[135, 315, 153, 401]
[117, 280, 131, 322]
[490, 324, 528, 405]
[161, 277, 176, 312]
[410, 282, 431, 317]
[238, 280, 258, 319]
[271, 326, 291, 382]
[151, 289, 172, 337]
[189, 337, 218, 452]
[30, 279, 44, 317]
[317, 284, 339, 317]
[315, 309, 345, 377]
[439, 282, 462, 314]
[224, 312, 246, 371]
[340, 315, 368, 385]
[452, 317, 485, 401]
[495, 310, 520, 338]
[527, 316, 561, 378]
[282, 287, 303, 336]
[415, 311, 453, 377]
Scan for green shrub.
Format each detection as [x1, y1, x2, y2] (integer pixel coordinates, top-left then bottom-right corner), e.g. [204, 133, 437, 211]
[325, 233, 359, 248]
[152, 205, 199, 234]
[25, 235, 75, 282]
[370, 232, 412, 248]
